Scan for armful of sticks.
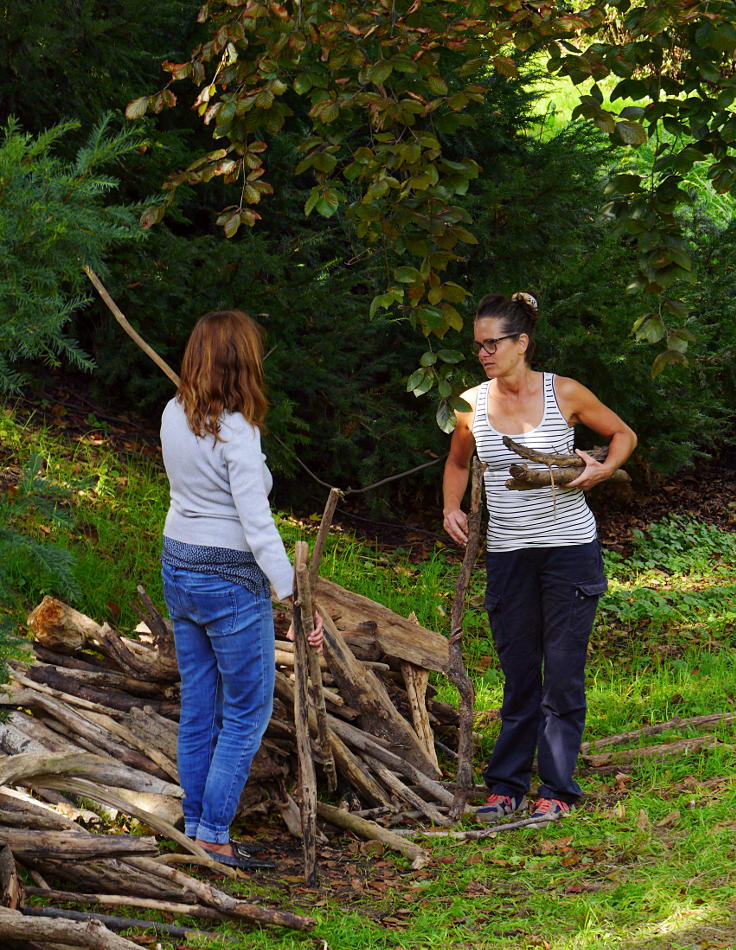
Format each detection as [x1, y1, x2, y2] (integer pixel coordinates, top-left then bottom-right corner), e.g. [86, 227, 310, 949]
[502, 436, 631, 491]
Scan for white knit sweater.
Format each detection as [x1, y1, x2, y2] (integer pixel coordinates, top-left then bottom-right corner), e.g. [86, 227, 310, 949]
[160, 398, 293, 600]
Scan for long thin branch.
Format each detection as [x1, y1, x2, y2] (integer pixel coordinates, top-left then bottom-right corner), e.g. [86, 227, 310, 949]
[502, 436, 608, 468]
[579, 711, 736, 753]
[20, 906, 234, 943]
[446, 456, 485, 819]
[83, 266, 181, 387]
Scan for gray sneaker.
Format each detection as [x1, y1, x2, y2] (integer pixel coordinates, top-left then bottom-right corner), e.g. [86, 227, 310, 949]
[475, 793, 527, 823]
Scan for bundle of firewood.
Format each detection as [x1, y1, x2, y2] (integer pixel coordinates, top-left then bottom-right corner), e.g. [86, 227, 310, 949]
[502, 436, 631, 490]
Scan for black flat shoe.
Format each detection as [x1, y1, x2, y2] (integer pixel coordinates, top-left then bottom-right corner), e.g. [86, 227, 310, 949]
[231, 840, 264, 856]
[202, 844, 275, 871]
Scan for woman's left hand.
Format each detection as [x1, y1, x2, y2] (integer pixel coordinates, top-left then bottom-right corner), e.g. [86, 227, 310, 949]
[565, 449, 614, 491]
[286, 612, 325, 655]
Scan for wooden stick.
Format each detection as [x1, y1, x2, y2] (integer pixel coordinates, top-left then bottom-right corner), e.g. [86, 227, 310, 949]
[580, 711, 736, 753]
[400, 661, 439, 772]
[316, 802, 429, 869]
[274, 673, 390, 807]
[22, 887, 224, 920]
[126, 857, 316, 931]
[19, 775, 213, 871]
[0, 845, 21, 910]
[445, 456, 484, 819]
[20, 906, 235, 943]
[296, 567, 338, 794]
[362, 755, 451, 826]
[83, 266, 181, 387]
[325, 713, 459, 809]
[582, 734, 719, 768]
[0, 829, 159, 860]
[318, 608, 441, 777]
[22, 662, 170, 700]
[302, 489, 340, 792]
[309, 487, 341, 589]
[390, 813, 556, 838]
[506, 468, 630, 490]
[0, 750, 179, 798]
[292, 541, 318, 887]
[81, 710, 178, 781]
[502, 436, 608, 468]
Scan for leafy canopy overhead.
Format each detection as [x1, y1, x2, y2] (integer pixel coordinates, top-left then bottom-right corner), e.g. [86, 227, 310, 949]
[129, 0, 736, 414]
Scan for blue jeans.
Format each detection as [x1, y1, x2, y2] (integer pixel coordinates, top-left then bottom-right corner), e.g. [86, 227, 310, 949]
[161, 563, 275, 844]
[483, 540, 608, 804]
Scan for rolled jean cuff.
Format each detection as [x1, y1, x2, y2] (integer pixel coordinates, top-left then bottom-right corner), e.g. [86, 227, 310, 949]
[194, 819, 230, 845]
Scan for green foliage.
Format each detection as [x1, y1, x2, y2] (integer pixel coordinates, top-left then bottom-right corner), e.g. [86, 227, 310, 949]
[130, 0, 736, 388]
[0, 0, 202, 140]
[0, 446, 84, 682]
[626, 516, 736, 575]
[91, 75, 633, 505]
[3, 0, 734, 495]
[0, 116, 145, 390]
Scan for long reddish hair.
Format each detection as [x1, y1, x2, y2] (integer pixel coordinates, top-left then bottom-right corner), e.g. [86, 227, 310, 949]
[177, 310, 268, 438]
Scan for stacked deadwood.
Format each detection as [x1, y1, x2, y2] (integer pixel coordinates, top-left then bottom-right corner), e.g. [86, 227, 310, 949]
[0, 594, 318, 947]
[0, 574, 464, 937]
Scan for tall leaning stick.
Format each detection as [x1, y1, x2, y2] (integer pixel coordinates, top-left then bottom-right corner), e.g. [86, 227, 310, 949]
[83, 267, 181, 387]
[292, 541, 318, 886]
[446, 456, 486, 820]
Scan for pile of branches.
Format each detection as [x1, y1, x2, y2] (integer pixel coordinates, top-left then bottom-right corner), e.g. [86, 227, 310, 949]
[0, 483, 488, 945]
[0, 552, 474, 944]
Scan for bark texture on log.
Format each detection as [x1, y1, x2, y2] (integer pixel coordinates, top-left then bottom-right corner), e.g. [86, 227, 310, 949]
[320, 610, 441, 778]
[506, 466, 630, 490]
[0, 830, 158, 860]
[0, 846, 21, 910]
[0, 907, 143, 950]
[315, 578, 449, 671]
[292, 541, 319, 887]
[316, 802, 429, 869]
[400, 662, 439, 771]
[502, 436, 609, 467]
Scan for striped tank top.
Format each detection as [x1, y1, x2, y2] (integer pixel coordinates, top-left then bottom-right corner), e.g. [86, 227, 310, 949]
[472, 373, 597, 552]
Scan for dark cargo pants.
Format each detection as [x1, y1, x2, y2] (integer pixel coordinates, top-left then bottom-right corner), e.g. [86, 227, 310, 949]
[483, 540, 607, 805]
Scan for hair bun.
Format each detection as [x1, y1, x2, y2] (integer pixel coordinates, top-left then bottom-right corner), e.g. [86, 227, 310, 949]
[511, 291, 539, 313]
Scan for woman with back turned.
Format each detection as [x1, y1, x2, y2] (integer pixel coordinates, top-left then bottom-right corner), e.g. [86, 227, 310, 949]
[160, 309, 322, 869]
[443, 292, 636, 822]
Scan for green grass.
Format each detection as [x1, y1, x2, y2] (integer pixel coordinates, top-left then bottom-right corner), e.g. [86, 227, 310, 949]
[1, 406, 735, 950]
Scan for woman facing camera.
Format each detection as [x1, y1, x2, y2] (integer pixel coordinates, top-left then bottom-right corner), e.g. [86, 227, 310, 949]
[443, 292, 636, 823]
[160, 309, 322, 869]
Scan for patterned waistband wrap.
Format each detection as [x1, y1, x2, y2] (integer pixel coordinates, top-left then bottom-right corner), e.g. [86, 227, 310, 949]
[162, 536, 269, 597]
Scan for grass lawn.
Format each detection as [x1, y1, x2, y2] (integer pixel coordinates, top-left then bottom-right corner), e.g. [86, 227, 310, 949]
[1, 407, 734, 950]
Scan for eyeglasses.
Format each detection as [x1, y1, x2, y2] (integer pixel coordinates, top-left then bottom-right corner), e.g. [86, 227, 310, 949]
[471, 334, 518, 356]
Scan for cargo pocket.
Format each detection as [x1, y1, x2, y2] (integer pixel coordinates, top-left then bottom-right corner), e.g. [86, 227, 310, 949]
[569, 577, 608, 647]
[575, 578, 608, 600]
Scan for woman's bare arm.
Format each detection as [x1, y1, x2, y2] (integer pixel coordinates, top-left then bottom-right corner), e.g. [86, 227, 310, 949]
[442, 388, 478, 545]
[555, 376, 637, 490]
